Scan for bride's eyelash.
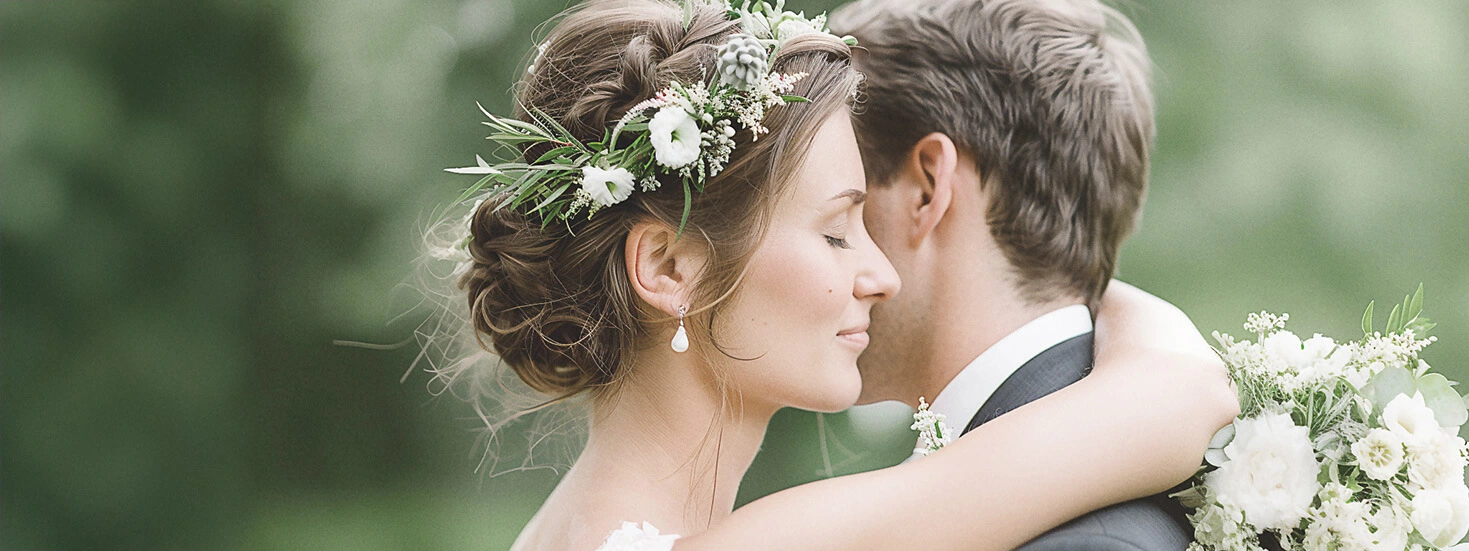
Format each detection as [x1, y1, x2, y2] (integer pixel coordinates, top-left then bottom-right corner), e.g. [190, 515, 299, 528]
[825, 235, 853, 249]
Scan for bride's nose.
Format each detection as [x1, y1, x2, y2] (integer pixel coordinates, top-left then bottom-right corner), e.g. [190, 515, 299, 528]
[854, 239, 900, 301]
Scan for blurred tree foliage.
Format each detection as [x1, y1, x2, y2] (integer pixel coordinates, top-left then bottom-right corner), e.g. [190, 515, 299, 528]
[2, 1, 1466, 549]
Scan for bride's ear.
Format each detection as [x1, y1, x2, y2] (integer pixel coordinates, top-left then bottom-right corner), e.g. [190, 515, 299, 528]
[624, 220, 708, 317]
[907, 132, 958, 246]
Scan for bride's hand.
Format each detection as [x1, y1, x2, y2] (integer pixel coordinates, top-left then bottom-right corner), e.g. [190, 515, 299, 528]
[1090, 279, 1240, 483]
[1094, 279, 1221, 366]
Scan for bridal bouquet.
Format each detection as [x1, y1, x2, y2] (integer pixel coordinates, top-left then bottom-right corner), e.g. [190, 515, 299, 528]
[1177, 286, 1469, 551]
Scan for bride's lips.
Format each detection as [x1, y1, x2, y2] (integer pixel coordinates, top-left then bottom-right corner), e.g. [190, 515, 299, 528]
[837, 323, 870, 348]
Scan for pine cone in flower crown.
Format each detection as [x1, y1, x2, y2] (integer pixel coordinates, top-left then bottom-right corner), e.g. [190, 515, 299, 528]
[717, 33, 768, 91]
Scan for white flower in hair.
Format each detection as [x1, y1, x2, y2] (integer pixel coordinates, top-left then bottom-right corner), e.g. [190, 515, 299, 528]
[775, 18, 818, 41]
[648, 106, 702, 169]
[528, 41, 549, 74]
[447, 1, 851, 227]
[580, 165, 636, 208]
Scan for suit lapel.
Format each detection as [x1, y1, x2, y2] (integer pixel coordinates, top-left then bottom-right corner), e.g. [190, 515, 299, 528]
[963, 332, 1094, 434]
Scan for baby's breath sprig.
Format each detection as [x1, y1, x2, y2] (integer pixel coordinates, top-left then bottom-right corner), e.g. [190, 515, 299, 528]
[911, 397, 954, 457]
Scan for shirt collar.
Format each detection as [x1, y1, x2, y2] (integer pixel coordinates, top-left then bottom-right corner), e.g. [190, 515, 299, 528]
[925, 304, 1093, 436]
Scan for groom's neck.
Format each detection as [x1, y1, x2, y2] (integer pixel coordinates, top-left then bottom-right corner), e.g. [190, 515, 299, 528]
[913, 279, 1084, 408]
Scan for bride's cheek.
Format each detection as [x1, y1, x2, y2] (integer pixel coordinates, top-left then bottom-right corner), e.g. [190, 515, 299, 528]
[753, 243, 843, 373]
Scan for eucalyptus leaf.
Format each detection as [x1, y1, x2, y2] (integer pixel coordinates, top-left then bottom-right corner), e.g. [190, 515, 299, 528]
[1204, 448, 1230, 468]
[1361, 300, 1375, 335]
[1314, 431, 1345, 462]
[1418, 373, 1468, 427]
[1326, 461, 1340, 485]
[1208, 423, 1236, 450]
[1169, 486, 1207, 509]
[1364, 365, 1416, 413]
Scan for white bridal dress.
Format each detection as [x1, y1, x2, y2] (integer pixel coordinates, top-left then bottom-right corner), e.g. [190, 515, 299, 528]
[594, 521, 680, 551]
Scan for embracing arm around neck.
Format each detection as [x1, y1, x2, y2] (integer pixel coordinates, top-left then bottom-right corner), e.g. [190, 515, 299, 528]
[674, 281, 1238, 551]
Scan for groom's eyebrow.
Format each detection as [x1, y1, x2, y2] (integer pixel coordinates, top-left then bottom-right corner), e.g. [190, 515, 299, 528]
[829, 189, 866, 204]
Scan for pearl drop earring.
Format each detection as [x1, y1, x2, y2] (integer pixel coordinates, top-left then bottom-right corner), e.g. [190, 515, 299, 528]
[671, 305, 689, 353]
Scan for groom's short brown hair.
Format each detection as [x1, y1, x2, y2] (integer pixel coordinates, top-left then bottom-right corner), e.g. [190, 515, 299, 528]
[831, 0, 1154, 305]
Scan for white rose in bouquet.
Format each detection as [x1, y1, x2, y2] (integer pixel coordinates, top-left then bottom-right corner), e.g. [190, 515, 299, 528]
[1368, 501, 1412, 551]
[1206, 412, 1321, 530]
[1384, 392, 1444, 448]
[1262, 331, 1309, 371]
[1262, 331, 1351, 378]
[1408, 432, 1468, 492]
[1411, 485, 1469, 548]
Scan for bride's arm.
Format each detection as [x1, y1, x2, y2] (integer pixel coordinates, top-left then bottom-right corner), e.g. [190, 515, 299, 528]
[677, 282, 1238, 551]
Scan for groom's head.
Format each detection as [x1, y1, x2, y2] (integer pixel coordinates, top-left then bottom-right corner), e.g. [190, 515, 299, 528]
[830, 0, 1155, 403]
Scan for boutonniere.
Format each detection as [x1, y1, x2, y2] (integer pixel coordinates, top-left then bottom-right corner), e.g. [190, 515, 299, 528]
[911, 397, 953, 456]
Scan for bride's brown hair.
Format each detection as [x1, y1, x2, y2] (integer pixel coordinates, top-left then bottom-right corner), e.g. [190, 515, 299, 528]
[452, 0, 860, 400]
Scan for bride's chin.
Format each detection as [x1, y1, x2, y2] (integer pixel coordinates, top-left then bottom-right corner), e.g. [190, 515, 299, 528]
[799, 368, 863, 413]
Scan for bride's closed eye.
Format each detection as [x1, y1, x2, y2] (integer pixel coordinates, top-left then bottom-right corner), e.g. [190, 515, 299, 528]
[822, 216, 854, 249]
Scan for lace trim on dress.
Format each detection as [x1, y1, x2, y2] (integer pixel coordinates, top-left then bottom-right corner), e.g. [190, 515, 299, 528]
[594, 521, 681, 551]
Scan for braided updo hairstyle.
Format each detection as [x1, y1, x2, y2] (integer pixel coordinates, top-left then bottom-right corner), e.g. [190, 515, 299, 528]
[449, 0, 860, 403]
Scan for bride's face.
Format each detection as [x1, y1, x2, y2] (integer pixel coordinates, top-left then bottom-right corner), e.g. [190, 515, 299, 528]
[711, 111, 901, 413]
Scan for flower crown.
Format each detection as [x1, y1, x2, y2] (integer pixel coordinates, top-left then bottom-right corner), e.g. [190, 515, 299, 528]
[445, 0, 856, 236]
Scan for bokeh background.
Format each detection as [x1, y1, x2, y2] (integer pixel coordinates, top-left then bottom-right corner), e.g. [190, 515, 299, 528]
[3, 0, 1467, 549]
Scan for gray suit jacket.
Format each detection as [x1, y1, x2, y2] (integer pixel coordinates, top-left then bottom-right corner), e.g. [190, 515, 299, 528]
[962, 332, 1193, 551]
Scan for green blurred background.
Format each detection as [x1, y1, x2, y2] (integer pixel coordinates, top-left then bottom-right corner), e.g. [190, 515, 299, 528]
[3, 0, 1466, 549]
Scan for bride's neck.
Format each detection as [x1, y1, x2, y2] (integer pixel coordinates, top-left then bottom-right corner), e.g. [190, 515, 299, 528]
[573, 350, 775, 534]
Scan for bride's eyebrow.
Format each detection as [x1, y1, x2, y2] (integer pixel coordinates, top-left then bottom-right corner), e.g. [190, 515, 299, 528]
[828, 189, 867, 204]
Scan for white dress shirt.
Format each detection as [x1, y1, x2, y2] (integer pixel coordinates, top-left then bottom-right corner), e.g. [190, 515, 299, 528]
[907, 304, 1093, 462]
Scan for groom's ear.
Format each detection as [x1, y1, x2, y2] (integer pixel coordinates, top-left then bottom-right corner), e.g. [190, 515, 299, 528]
[625, 220, 708, 317]
[905, 133, 959, 247]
